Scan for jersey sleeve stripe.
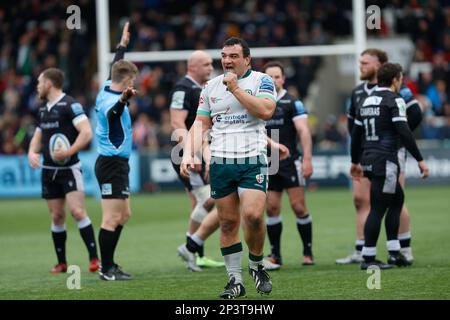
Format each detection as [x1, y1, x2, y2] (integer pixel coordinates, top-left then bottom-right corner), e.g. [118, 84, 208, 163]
[72, 114, 88, 126]
[354, 119, 363, 126]
[256, 93, 276, 101]
[392, 117, 407, 122]
[292, 114, 308, 121]
[406, 99, 419, 108]
[197, 110, 211, 116]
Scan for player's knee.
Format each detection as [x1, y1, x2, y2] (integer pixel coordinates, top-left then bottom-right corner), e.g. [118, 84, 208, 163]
[51, 213, 65, 225]
[243, 211, 264, 229]
[70, 206, 86, 220]
[291, 201, 306, 217]
[353, 195, 369, 212]
[203, 198, 215, 212]
[266, 203, 280, 216]
[50, 209, 65, 224]
[191, 203, 208, 223]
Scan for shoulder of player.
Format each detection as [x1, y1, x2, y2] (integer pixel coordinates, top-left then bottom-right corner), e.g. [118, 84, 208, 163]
[173, 76, 196, 90]
[351, 82, 366, 95]
[378, 90, 403, 106]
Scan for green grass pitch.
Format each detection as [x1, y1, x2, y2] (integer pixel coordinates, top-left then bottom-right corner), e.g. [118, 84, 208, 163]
[0, 186, 449, 300]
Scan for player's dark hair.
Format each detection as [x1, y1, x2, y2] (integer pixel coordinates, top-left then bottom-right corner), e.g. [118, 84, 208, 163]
[223, 37, 250, 58]
[377, 63, 403, 87]
[111, 59, 139, 83]
[262, 61, 285, 76]
[361, 48, 388, 64]
[42, 68, 64, 89]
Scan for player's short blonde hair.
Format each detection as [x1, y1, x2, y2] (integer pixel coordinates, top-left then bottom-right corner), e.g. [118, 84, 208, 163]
[111, 59, 138, 83]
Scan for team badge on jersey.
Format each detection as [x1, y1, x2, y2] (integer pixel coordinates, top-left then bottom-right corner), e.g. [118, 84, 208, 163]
[395, 98, 407, 117]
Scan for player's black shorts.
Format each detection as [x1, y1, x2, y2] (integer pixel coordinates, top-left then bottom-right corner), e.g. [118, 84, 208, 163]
[42, 162, 84, 199]
[361, 153, 400, 194]
[95, 155, 130, 199]
[268, 157, 305, 192]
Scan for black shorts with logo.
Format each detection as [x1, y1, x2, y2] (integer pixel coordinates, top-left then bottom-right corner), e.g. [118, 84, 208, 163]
[361, 153, 400, 195]
[42, 162, 84, 199]
[95, 156, 130, 199]
[268, 157, 305, 192]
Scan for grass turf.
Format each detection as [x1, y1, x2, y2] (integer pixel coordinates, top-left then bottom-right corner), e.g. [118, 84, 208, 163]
[0, 186, 449, 300]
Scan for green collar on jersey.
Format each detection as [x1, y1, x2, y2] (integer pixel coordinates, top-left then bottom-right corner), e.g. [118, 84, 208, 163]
[238, 69, 252, 80]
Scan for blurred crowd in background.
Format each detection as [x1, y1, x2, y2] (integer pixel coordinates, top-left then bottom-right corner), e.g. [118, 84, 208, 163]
[0, 0, 449, 155]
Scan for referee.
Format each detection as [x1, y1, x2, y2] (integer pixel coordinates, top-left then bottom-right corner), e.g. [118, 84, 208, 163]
[94, 22, 138, 280]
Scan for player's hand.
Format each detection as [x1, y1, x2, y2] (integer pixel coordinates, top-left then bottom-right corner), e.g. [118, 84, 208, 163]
[350, 163, 363, 180]
[52, 149, 71, 162]
[418, 160, 429, 179]
[302, 158, 313, 179]
[271, 142, 290, 161]
[222, 71, 239, 93]
[119, 21, 130, 47]
[120, 86, 137, 102]
[181, 156, 196, 179]
[28, 152, 41, 169]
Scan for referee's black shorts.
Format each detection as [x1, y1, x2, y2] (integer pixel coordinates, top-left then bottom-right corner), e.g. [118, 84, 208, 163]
[95, 155, 130, 199]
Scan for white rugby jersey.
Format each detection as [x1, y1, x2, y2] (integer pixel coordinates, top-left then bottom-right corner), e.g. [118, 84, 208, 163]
[197, 70, 276, 158]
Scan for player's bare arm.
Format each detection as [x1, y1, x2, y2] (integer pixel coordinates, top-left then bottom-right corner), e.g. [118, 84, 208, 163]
[170, 109, 189, 146]
[181, 115, 211, 178]
[28, 128, 42, 169]
[294, 118, 313, 179]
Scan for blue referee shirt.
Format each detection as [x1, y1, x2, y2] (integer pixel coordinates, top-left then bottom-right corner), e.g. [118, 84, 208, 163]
[95, 80, 132, 158]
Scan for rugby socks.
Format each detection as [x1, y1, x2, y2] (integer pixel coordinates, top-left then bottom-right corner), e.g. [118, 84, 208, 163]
[99, 228, 115, 272]
[296, 214, 313, 256]
[363, 208, 383, 260]
[51, 223, 67, 264]
[355, 239, 365, 253]
[186, 234, 203, 255]
[398, 232, 412, 249]
[112, 224, 123, 253]
[266, 216, 282, 259]
[221, 243, 243, 285]
[248, 253, 264, 271]
[387, 239, 401, 255]
[362, 246, 376, 263]
[77, 217, 98, 259]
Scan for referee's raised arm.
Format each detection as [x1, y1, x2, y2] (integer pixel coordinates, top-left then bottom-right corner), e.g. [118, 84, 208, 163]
[108, 21, 130, 81]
